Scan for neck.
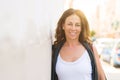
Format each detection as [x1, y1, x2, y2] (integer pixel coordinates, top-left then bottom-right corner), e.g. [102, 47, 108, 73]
[64, 39, 80, 47]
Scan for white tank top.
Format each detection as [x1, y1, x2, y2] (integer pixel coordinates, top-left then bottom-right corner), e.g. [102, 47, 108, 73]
[56, 50, 92, 80]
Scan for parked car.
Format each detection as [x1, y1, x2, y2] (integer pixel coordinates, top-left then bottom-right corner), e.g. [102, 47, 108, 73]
[93, 38, 114, 57]
[100, 39, 120, 67]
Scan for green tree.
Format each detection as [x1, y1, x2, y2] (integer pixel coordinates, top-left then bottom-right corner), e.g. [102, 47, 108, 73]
[90, 30, 96, 37]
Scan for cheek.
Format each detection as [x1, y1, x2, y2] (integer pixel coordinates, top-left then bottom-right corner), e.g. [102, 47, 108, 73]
[63, 26, 70, 32]
[64, 29, 69, 34]
[78, 27, 81, 33]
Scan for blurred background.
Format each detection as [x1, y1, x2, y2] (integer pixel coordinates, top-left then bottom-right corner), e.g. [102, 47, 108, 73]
[0, 0, 120, 80]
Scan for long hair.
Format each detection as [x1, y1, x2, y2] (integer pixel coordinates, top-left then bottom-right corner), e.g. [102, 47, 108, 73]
[54, 8, 92, 45]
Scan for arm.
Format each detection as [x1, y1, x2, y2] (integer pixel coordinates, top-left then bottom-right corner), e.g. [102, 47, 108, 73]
[92, 45, 106, 80]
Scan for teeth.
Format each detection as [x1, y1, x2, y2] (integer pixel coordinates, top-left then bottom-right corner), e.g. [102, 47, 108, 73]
[70, 32, 76, 35]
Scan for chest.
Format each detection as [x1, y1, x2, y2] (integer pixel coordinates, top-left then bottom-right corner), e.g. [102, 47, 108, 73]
[56, 51, 92, 80]
[60, 45, 85, 62]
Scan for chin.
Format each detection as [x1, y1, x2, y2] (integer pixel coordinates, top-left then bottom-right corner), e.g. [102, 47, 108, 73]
[70, 37, 77, 40]
[67, 36, 78, 40]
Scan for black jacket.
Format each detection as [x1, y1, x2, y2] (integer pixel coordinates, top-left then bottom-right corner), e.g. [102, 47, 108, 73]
[51, 42, 98, 80]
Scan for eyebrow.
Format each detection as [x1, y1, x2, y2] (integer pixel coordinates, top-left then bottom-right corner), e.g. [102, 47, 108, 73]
[67, 21, 81, 24]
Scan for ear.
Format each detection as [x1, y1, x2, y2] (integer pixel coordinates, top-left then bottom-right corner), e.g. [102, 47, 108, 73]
[62, 26, 64, 30]
[62, 24, 65, 30]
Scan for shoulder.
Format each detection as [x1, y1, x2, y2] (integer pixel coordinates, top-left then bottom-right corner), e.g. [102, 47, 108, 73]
[92, 45, 98, 54]
[52, 42, 64, 54]
[91, 44, 100, 61]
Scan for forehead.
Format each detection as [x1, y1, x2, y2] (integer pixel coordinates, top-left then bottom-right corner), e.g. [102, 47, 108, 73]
[65, 14, 81, 23]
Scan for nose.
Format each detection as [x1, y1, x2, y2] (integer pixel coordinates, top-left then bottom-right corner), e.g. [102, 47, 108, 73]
[71, 25, 76, 30]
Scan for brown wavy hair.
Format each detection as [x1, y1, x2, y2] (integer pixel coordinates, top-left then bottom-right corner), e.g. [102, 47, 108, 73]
[54, 8, 92, 45]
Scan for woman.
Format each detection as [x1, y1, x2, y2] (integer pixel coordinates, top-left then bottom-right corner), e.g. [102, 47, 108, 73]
[51, 8, 106, 80]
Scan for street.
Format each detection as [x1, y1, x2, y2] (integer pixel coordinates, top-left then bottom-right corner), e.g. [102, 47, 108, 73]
[101, 59, 120, 80]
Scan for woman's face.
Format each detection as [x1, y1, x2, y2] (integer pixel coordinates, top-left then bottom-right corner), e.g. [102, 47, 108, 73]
[63, 14, 81, 41]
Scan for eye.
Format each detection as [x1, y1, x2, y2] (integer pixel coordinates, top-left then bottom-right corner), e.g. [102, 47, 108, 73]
[68, 23, 72, 26]
[76, 24, 81, 27]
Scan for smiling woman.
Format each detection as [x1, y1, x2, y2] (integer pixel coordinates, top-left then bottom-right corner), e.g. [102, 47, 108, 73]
[51, 8, 107, 80]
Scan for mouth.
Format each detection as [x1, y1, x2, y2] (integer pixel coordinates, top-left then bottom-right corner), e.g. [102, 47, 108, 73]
[70, 32, 76, 36]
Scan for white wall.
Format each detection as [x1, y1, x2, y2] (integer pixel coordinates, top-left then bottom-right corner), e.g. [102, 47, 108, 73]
[0, 0, 65, 80]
